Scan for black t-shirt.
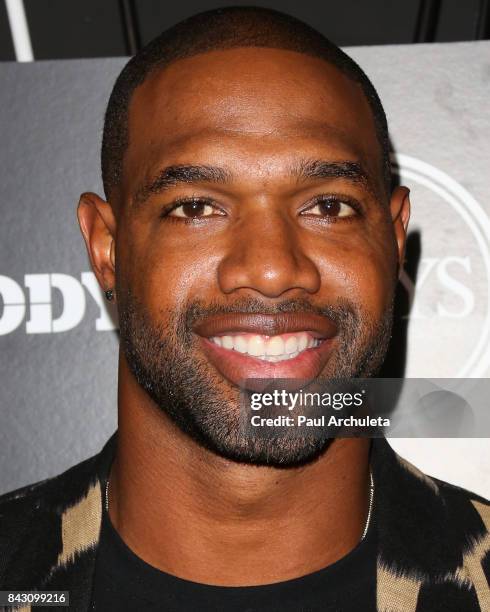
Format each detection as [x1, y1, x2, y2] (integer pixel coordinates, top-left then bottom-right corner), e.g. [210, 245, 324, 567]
[90, 509, 376, 612]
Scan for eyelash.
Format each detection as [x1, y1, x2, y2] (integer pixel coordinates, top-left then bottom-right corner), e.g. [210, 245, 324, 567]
[160, 196, 221, 220]
[160, 194, 363, 222]
[301, 194, 363, 221]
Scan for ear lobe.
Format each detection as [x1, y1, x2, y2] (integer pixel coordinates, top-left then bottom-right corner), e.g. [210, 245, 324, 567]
[390, 186, 411, 274]
[77, 192, 117, 294]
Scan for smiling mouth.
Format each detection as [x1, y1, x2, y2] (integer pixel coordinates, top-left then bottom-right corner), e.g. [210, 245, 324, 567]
[209, 332, 322, 362]
[192, 311, 338, 383]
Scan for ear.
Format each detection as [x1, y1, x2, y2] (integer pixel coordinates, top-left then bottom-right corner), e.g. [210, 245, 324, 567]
[77, 192, 117, 298]
[390, 186, 411, 276]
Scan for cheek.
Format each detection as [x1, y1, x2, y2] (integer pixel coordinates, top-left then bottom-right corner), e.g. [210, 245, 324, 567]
[314, 229, 397, 318]
[118, 222, 224, 315]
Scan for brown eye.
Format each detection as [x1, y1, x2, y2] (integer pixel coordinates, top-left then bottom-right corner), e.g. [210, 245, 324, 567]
[304, 197, 356, 218]
[169, 199, 215, 218]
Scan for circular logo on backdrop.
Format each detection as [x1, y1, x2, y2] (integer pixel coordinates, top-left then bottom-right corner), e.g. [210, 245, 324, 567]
[391, 154, 490, 378]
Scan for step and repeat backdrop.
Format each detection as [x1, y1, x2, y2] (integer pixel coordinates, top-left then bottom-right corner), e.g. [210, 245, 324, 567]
[1, 41, 489, 496]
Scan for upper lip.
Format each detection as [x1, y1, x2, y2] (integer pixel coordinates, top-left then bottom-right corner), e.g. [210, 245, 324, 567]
[193, 312, 338, 339]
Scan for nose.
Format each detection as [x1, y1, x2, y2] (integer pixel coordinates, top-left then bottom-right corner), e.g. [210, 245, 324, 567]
[217, 211, 321, 298]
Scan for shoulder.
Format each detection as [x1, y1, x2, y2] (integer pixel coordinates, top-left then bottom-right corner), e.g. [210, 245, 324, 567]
[374, 439, 489, 529]
[384, 447, 490, 550]
[395, 450, 489, 525]
[435, 473, 490, 517]
[0, 432, 116, 522]
[0, 451, 102, 589]
[0, 451, 100, 514]
[376, 443, 490, 609]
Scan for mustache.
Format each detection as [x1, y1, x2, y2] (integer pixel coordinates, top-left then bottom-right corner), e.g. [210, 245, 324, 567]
[184, 296, 359, 330]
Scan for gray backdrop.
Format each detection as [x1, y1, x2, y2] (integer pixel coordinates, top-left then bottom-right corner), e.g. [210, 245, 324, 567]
[1, 41, 489, 496]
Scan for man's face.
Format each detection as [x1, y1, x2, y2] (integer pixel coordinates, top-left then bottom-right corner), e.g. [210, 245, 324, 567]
[105, 48, 408, 465]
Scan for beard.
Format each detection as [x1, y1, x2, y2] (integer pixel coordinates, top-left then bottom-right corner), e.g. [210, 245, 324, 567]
[118, 291, 393, 468]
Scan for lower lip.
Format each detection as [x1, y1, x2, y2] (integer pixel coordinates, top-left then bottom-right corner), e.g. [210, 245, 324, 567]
[198, 336, 336, 388]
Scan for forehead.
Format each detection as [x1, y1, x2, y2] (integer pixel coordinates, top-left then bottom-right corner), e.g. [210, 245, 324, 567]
[123, 47, 382, 192]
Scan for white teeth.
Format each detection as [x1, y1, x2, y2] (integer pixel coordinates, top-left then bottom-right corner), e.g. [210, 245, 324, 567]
[209, 332, 322, 362]
[233, 335, 248, 354]
[285, 336, 298, 354]
[298, 334, 308, 351]
[222, 335, 234, 349]
[247, 335, 266, 357]
[266, 336, 285, 356]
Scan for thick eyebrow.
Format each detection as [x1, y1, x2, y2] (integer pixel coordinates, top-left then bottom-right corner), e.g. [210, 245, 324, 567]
[133, 159, 374, 207]
[133, 165, 231, 207]
[292, 159, 374, 193]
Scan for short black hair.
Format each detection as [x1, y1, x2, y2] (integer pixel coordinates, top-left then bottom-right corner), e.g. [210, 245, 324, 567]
[101, 6, 391, 200]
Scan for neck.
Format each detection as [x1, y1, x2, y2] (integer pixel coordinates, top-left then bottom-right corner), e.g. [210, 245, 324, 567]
[109, 357, 372, 586]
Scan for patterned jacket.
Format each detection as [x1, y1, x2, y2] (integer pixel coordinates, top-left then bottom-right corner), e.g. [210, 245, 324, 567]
[0, 434, 489, 611]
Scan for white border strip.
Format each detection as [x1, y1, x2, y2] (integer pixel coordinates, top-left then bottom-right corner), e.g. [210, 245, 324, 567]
[5, 0, 33, 62]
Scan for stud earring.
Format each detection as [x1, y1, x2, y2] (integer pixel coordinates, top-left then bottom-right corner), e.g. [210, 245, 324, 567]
[105, 289, 114, 301]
